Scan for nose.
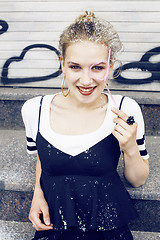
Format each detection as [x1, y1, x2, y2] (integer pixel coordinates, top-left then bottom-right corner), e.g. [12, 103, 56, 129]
[79, 68, 93, 86]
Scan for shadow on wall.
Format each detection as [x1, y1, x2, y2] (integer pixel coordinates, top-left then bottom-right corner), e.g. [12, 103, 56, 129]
[113, 47, 160, 84]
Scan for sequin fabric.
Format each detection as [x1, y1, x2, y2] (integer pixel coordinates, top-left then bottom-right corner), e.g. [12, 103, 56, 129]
[34, 131, 137, 239]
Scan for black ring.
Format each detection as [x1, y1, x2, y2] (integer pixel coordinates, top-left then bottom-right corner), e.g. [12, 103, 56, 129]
[126, 116, 135, 125]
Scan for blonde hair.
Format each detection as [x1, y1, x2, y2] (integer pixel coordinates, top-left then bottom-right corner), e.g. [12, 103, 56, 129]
[59, 11, 123, 64]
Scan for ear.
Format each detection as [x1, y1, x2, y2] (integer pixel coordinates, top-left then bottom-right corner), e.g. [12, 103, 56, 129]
[109, 62, 114, 75]
[60, 57, 66, 74]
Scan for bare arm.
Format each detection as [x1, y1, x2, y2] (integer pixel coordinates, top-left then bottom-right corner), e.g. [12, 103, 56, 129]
[111, 107, 149, 188]
[123, 144, 149, 188]
[29, 154, 53, 231]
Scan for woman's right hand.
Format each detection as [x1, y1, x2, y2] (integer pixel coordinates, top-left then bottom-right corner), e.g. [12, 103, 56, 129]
[29, 193, 53, 231]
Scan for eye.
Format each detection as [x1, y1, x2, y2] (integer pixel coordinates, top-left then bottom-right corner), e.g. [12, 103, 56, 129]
[92, 66, 105, 70]
[69, 65, 81, 70]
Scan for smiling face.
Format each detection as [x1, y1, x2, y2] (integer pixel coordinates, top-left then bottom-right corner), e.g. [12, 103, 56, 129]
[61, 40, 113, 106]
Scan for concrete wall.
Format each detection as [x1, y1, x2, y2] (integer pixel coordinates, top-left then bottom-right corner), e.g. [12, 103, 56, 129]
[0, 0, 160, 91]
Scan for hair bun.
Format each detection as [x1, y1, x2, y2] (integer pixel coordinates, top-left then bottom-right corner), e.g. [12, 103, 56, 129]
[59, 11, 123, 63]
[75, 11, 96, 23]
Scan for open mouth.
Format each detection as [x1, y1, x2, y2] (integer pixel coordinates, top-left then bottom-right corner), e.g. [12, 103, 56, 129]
[77, 86, 97, 95]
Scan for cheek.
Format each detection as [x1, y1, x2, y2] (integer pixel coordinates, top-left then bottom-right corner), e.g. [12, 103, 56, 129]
[94, 78, 105, 86]
[89, 68, 108, 82]
[66, 70, 80, 81]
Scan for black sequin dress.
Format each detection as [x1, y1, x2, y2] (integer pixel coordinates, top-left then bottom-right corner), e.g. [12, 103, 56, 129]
[33, 96, 138, 240]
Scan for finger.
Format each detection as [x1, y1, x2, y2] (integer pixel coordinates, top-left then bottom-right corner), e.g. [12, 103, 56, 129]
[113, 117, 130, 130]
[41, 206, 52, 226]
[114, 123, 127, 136]
[112, 128, 124, 142]
[30, 213, 53, 231]
[33, 220, 53, 231]
[111, 107, 128, 121]
[34, 224, 53, 231]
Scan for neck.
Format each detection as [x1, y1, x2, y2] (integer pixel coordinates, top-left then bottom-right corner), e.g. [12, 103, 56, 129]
[64, 93, 108, 111]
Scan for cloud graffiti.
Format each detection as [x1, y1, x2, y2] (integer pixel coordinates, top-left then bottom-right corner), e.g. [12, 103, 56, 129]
[1, 44, 62, 85]
[1, 43, 159, 87]
[113, 47, 160, 84]
[0, 20, 9, 35]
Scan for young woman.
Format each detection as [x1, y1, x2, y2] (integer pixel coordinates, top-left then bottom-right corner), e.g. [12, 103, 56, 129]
[22, 11, 149, 240]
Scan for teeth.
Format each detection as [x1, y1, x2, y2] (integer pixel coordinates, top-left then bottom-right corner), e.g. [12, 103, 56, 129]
[78, 87, 95, 92]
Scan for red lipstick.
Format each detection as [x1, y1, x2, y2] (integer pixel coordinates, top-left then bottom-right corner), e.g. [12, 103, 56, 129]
[77, 86, 96, 96]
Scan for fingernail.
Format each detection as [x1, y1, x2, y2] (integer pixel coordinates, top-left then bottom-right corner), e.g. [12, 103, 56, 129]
[46, 220, 50, 225]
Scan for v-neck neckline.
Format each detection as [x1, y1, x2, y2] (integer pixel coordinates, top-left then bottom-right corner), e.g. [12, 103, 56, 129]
[38, 92, 118, 156]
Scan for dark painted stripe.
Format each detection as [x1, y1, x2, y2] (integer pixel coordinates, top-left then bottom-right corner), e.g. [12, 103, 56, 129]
[140, 149, 148, 156]
[119, 96, 125, 110]
[26, 137, 35, 143]
[137, 135, 145, 145]
[27, 145, 37, 151]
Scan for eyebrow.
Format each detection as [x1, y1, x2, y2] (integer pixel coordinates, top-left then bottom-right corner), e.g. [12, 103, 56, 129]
[67, 61, 80, 65]
[67, 61, 107, 66]
[92, 61, 107, 66]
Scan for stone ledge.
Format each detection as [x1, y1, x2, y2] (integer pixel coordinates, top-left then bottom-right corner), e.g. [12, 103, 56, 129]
[0, 220, 159, 240]
[0, 87, 160, 105]
[0, 190, 159, 232]
[0, 220, 35, 240]
[1, 87, 160, 135]
[132, 231, 160, 240]
[0, 129, 159, 201]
